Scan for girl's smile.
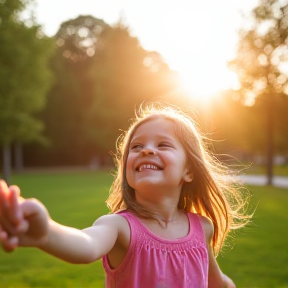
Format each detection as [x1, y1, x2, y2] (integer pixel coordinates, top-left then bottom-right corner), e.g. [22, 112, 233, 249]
[137, 164, 162, 172]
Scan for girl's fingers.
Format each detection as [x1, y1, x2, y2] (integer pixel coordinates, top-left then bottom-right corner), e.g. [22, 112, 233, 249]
[0, 181, 25, 237]
[15, 219, 29, 234]
[8, 186, 22, 225]
[1, 235, 19, 253]
[0, 180, 10, 211]
[0, 223, 19, 252]
[0, 223, 8, 241]
[1, 217, 29, 236]
[0, 216, 19, 236]
[10, 185, 20, 197]
[0, 181, 11, 233]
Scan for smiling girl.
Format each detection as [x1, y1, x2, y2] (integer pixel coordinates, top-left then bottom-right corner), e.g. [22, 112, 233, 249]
[0, 103, 251, 288]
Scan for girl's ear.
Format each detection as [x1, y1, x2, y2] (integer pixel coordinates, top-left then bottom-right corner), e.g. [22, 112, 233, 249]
[183, 169, 193, 183]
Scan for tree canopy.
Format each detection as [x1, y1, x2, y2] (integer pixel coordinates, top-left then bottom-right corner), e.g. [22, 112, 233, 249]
[228, 0, 288, 183]
[0, 0, 54, 181]
[25, 15, 179, 167]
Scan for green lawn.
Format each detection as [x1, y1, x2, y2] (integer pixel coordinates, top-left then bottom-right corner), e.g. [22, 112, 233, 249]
[244, 164, 288, 176]
[217, 185, 288, 288]
[0, 171, 287, 288]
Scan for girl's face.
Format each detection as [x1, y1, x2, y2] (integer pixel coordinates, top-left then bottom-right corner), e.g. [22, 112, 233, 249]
[126, 118, 193, 196]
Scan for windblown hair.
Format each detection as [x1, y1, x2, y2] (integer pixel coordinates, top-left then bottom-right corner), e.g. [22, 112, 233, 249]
[106, 102, 251, 255]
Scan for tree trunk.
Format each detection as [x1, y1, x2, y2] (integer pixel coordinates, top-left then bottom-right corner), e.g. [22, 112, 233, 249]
[2, 142, 12, 184]
[14, 142, 23, 173]
[266, 94, 274, 186]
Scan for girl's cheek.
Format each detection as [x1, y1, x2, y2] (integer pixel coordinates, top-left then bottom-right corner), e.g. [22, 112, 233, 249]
[126, 154, 134, 168]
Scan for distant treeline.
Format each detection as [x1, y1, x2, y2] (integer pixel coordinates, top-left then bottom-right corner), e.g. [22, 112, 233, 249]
[1, 1, 288, 174]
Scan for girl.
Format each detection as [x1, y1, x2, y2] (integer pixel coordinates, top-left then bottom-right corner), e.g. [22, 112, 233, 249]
[0, 103, 250, 288]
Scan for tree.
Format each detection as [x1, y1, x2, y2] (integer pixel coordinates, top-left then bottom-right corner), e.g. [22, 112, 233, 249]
[86, 21, 179, 153]
[229, 0, 288, 184]
[27, 16, 179, 167]
[207, 90, 262, 156]
[0, 0, 54, 182]
[32, 15, 111, 166]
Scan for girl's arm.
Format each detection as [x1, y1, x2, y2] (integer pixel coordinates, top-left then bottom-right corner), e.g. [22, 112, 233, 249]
[38, 215, 121, 264]
[0, 180, 120, 264]
[199, 215, 236, 288]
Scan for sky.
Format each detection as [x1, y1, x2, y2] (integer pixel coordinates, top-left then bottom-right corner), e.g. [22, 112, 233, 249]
[31, 0, 259, 100]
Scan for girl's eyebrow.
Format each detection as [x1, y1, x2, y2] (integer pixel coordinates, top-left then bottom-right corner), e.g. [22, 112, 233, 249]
[129, 136, 142, 143]
[130, 134, 176, 143]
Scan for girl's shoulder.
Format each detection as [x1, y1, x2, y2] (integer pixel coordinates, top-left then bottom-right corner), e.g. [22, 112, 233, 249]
[93, 212, 131, 247]
[195, 214, 214, 244]
[93, 212, 130, 231]
[94, 213, 131, 269]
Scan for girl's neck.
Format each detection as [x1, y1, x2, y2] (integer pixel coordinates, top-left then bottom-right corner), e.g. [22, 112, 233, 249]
[134, 186, 183, 224]
[139, 208, 187, 230]
[154, 209, 183, 223]
[137, 198, 181, 221]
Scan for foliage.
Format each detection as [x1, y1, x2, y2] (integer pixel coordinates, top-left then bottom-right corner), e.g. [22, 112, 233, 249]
[228, 0, 288, 152]
[26, 16, 179, 166]
[85, 22, 178, 151]
[229, 0, 288, 98]
[35, 16, 107, 166]
[228, 0, 288, 182]
[0, 0, 54, 182]
[0, 0, 54, 144]
[207, 90, 263, 156]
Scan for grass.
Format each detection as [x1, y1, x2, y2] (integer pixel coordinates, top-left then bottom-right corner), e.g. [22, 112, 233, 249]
[0, 171, 111, 288]
[217, 185, 288, 288]
[0, 171, 287, 287]
[243, 164, 288, 176]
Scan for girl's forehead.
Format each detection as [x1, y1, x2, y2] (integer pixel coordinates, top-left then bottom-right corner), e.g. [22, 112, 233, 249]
[137, 117, 173, 129]
[131, 118, 177, 139]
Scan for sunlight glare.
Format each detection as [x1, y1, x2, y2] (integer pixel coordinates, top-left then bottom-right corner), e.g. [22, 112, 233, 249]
[33, 0, 254, 105]
[173, 60, 240, 104]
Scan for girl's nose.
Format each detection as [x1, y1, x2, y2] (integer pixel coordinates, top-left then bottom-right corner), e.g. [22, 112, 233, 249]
[141, 147, 156, 155]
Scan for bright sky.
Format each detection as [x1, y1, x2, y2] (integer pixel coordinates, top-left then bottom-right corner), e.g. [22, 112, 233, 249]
[32, 0, 259, 101]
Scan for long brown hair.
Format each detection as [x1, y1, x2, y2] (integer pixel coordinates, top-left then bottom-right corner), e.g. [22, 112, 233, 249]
[106, 102, 251, 255]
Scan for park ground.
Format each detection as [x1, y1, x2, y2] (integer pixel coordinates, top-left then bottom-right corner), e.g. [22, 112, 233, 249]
[0, 169, 287, 288]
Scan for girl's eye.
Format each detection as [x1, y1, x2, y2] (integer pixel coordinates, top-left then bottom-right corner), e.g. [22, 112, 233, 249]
[131, 144, 142, 150]
[158, 142, 171, 148]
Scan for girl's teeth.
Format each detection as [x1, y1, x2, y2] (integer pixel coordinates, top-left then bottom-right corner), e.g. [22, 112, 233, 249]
[139, 164, 158, 171]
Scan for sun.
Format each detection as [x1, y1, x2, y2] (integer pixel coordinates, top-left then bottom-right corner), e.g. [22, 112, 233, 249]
[172, 61, 240, 104]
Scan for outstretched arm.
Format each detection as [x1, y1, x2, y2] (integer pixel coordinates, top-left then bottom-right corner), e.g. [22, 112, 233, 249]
[0, 180, 119, 264]
[40, 215, 120, 263]
[199, 215, 236, 288]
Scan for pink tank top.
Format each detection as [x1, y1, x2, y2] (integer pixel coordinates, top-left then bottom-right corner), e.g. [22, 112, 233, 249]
[102, 211, 208, 288]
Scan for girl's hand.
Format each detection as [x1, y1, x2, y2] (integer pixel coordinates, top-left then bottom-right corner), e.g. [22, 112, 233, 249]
[0, 180, 23, 251]
[0, 180, 50, 252]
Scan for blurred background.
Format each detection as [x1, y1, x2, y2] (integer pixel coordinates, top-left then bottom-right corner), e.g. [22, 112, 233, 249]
[1, 0, 288, 184]
[1, 1, 288, 287]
